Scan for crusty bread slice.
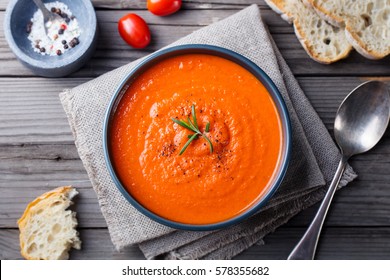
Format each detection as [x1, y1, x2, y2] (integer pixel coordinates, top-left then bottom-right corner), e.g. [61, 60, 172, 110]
[302, 0, 344, 27]
[305, 0, 390, 59]
[18, 186, 81, 260]
[265, 0, 352, 64]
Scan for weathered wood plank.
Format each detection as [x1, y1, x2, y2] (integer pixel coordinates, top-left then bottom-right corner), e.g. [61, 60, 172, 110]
[0, 143, 106, 228]
[1, 79, 390, 228]
[1, 0, 389, 261]
[1, 137, 390, 228]
[0, 229, 145, 260]
[1, 77, 387, 144]
[0, 78, 89, 144]
[0, 186, 107, 228]
[1, 10, 390, 77]
[0, 148, 390, 228]
[1, 77, 389, 228]
[2, 227, 390, 260]
[236, 227, 390, 260]
[0, 0, 270, 11]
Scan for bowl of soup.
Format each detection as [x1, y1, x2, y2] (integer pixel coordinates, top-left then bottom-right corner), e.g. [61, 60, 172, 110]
[103, 44, 291, 230]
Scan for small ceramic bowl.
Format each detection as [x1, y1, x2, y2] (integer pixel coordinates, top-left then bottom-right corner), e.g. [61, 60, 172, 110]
[103, 44, 292, 231]
[4, 0, 98, 77]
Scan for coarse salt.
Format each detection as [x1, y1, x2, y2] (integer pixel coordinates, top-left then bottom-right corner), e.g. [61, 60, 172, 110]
[27, 1, 81, 56]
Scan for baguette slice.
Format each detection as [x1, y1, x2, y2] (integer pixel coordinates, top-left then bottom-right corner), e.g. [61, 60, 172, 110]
[18, 186, 81, 260]
[305, 0, 390, 59]
[265, 0, 352, 64]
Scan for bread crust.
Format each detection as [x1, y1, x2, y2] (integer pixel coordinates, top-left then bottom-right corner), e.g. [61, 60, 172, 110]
[264, 0, 294, 23]
[293, 20, 352, 64]
[344, 27, 381, 60]
[18, 186, 80, 260]
[304, 0, 390, 59]
[265, 0, 352, 64]
[303, 0, 344, 27]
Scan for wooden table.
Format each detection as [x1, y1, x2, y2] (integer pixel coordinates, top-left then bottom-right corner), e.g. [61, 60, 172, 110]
[1, 0, 390, 260]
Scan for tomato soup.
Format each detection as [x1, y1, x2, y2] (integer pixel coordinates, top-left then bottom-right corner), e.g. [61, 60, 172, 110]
[109, 54, 283, 224]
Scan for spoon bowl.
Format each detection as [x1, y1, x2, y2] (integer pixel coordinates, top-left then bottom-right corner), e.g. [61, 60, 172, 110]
[335, 81, 390, 157]
[32, 0, 64, 35]
[288, 81, 390, 260]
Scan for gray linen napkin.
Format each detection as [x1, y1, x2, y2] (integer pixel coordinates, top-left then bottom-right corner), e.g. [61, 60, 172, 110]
[60, 4, 356, 259]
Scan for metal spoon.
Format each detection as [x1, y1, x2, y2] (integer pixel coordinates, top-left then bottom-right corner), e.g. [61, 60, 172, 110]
[32, 0, 64, 35]
[288, 81, 390, 260]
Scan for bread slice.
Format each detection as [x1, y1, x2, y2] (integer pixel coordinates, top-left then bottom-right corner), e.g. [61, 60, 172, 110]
[302, 0, 344, 27]
[17, 186, 81, 260]
[264, 0, 352, 64]
[305, 0, 390, 59]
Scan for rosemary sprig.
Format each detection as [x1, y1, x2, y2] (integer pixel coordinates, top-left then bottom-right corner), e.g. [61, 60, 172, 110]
[172, 105, 213, 155]
[205, 122, 210, 133]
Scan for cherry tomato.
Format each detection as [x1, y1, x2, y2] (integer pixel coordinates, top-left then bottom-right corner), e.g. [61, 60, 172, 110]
[147, 0, 182, 16]
[118, 14, 151, 48]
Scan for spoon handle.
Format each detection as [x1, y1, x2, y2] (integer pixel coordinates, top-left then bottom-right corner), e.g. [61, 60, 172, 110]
[32, 0, 51, 20]
[287, 155, 349, 260]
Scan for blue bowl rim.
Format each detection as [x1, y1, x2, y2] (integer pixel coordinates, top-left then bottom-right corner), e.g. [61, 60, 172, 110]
[3, 0, 97, 69]
[103, 44, 292, 231]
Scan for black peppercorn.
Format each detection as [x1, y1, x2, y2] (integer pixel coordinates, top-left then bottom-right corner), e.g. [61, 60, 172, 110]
[69, 38, 79, 48]
[51, 7, 62, 15]
[61, 40, 67, 45]
[64, 44, 69, 49]
[56, 50, 62, 56]
[40, 47, 45, 53]
[58, 28, 64, 35]
[65, 17, 70, 23]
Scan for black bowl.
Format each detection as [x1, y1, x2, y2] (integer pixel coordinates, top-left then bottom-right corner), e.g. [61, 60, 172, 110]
[103, 44, 292, 230]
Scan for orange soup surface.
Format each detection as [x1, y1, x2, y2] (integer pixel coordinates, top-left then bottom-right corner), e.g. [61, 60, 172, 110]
[110, 54, 283, 224]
